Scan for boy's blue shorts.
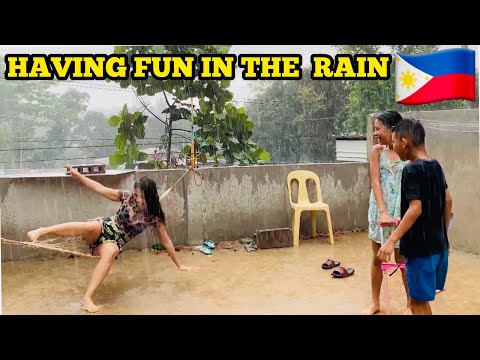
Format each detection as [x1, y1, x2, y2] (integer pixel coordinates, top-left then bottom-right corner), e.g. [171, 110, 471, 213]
[406, 248, 449, 302]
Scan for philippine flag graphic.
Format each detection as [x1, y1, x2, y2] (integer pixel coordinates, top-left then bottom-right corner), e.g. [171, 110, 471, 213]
[395, 48, 476, 105]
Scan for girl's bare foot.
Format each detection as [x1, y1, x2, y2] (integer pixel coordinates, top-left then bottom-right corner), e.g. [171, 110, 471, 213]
[403, 308, 412, 315]
[27, 228, 44, 242]
[361, 304, 380, 315]
[82, 297, 101, 313]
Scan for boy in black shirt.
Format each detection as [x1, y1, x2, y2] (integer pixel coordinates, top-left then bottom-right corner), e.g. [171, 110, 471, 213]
[377, 118, 453, 315]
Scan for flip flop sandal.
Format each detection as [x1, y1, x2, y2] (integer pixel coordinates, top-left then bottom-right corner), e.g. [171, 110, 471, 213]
[322, 259, 340, 269]
[331, 266, 355, 278]
[152, 243, 165, 251]
[195, 244, 213, 255]
[204, 239, 215, 249]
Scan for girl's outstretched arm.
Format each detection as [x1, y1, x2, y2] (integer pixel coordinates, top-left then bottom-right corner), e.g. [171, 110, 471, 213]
[155, 222, 199, 272]
[66, 164, 122, 202]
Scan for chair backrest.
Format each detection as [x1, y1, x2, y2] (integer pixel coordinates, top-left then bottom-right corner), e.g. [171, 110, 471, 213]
[287, 170, 323, 205]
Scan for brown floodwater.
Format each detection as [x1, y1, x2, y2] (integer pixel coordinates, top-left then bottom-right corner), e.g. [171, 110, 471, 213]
[2, 232, 480, 315]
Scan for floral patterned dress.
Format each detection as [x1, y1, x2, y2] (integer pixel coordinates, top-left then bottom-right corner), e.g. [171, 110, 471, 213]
[368, 147, 408, 246]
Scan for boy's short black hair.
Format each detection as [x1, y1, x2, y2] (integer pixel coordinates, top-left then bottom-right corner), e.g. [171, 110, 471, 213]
[393, 117, 425, 146]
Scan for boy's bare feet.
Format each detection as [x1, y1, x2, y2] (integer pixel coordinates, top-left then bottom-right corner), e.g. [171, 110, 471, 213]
[27, 228, 44, 242]
[82, 297, 101, 313]
[361, 303, 380, 315]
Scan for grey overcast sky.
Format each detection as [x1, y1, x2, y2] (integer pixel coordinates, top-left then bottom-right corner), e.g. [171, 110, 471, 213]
[0, 45, 477, 114]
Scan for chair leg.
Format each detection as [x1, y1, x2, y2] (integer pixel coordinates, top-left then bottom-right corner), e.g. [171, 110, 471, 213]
[293, 210, 301, 247]
[311, 210, 317, 239]
[291, 209, 295, 237]
[325, 208, 334, 245]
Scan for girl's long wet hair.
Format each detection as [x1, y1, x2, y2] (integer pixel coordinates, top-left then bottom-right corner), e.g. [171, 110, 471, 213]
[135, 176, 166, 224]
[376, 110, 403, 131]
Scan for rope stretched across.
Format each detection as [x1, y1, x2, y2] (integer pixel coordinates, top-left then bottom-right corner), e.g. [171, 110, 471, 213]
[159, 167, 202, 200]
[1, 237, 99, 258]
[160, 132, 202, 200]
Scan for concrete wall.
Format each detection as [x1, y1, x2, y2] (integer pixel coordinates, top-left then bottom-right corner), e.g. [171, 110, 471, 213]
[367, 109, 480, 254]
[1, 163, 370, 261]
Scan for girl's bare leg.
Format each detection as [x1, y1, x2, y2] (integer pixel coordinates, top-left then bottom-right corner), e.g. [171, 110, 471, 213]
[82, 242, 120, 313]
[27, 221, 101, 245]
[361, 240, 382, 315]
[394, 249, 411, 314]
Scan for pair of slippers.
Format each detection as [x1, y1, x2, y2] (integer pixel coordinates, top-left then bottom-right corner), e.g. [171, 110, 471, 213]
[322, 259, 355, 278]
[195, 239, 216, 255]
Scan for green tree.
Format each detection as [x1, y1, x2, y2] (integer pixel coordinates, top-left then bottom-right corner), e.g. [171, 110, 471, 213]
[66, 110, 118, 164]
[34, 88, 90, 166]
[108, 104, 149, 169]
[335, 45, 475, 134]
[0, 62, 55, 142]
[0, 61, 91, 168]
[245, 73, 349, 162]
[107, 45, 269, 168]
[191, 103, 270, 165]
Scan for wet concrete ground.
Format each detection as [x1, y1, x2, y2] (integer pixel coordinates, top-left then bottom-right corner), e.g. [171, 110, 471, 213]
[3, 231, 480, 315]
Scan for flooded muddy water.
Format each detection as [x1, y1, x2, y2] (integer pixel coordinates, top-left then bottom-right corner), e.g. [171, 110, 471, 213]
[3, 232, 480, 315]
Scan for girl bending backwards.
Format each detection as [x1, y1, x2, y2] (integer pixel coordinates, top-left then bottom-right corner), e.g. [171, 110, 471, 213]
[27, 165, 199, 313]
